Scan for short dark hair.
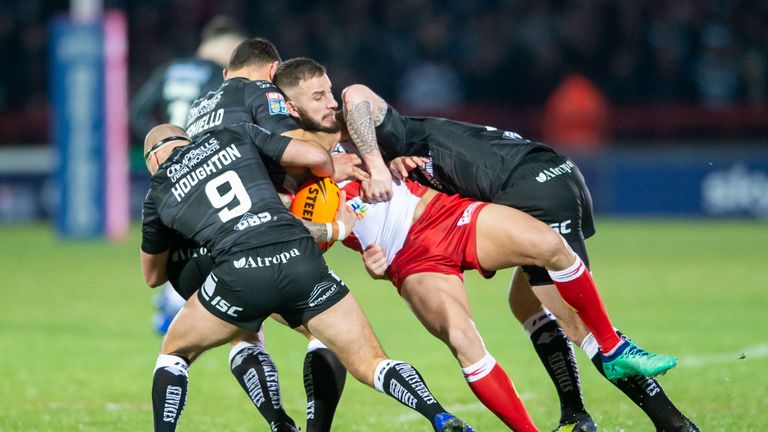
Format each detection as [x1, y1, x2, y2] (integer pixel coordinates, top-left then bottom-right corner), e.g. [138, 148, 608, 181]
[273, 57, 326, 90]
[201, 16, 243, 43]
[227, 38, 281, 70]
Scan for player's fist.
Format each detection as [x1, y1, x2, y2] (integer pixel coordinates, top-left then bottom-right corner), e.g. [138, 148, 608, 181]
[362, 244, 388, 279]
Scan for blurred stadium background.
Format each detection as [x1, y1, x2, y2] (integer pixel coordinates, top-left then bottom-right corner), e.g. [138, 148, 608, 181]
[1, 0, 767, 223]
[1, 0, 767, 430]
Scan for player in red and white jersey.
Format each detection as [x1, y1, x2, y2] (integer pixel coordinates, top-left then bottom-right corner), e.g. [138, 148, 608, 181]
[275, 58, 681, 432]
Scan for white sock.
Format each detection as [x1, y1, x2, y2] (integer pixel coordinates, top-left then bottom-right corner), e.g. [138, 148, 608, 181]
[307, 338, 328, 353]
[461, 352, 496, 383]
[579, 333, 600, 359]
[154, 354, 189, 377]
[373, 359, 402, 393]
[522, 309, 556, 336]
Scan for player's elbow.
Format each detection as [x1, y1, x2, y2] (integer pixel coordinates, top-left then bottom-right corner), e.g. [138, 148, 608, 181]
[341, 84, 372, 106]
[142, 266, 168, 288]
[144, 272, 168, 288]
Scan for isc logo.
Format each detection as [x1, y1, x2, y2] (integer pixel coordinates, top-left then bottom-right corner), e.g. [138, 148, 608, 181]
[548, 219, 572, 234]
[209, 296, 242, 317]
[200, 274, 243, 317]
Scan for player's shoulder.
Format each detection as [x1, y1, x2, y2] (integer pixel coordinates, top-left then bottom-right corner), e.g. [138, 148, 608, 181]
[246, 79, 280, 90]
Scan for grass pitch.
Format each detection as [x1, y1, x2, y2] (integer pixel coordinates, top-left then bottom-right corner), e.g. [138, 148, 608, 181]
[1, 219, 766, 431]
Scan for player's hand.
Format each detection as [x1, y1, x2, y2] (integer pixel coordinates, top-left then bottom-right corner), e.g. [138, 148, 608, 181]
[334, 190, 357, 232]
[331, 153, 369, 183]
[389, 156, 430, 180]
[361, 163, 393, 203]
[362, 244, 388, 279]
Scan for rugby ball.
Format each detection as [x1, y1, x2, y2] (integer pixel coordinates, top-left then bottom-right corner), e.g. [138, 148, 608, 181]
[290, 177, 341, 251]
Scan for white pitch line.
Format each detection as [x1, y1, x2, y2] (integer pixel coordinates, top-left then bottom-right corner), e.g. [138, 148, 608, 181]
[679, 343, 768, 368]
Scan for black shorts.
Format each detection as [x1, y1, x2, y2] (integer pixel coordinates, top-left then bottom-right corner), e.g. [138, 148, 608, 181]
[493, 151, 596, 285]
[167, 246, 213, 300]
[196, 237, 350, 331]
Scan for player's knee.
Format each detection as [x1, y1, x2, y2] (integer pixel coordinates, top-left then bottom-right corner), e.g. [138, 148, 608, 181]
[444, 323, 484, 359]
[533, 230, 570, 268]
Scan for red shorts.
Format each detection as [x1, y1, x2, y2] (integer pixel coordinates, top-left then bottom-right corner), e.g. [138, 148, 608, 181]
[388, 193, 494, 290]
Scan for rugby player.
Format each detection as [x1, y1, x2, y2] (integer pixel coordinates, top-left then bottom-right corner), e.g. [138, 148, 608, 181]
[274, 58, 694, 431]
[141, 123, 474, 432]
[340, 83, 699, 432]
[130, 16, 246, 335]
[184, 37, 361, 432]
[157, 234, 301, 431]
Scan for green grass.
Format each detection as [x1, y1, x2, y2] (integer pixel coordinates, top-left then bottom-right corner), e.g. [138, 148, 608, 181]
[1, 219, 766, 431]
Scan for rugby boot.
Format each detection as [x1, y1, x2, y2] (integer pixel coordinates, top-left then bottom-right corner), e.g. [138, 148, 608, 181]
[659, 417, 700, 432]
[553, 412, 597, 432]
[602, 340, 677, 381]
[434, 413, 475, 432]
[270, 421, 300, 432]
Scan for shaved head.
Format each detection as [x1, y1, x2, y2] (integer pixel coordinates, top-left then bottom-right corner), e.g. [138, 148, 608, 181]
[143, 124, 190, 172]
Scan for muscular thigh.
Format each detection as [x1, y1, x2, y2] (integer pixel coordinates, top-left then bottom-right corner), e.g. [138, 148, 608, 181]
[474, 202, 560, 271]
[399, 272, 472, 334]
[494, 153, 595, 283]
[495, 153, 594, 242]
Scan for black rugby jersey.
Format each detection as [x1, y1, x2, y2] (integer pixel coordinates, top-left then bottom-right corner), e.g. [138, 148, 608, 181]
[131, 57, 223, 138]
[185, 78, 297, 138]
[375, 106, 553, 201]
[141, 123, 310, 257]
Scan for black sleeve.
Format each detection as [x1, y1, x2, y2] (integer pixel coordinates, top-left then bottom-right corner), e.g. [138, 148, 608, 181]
[239, 123, 293, 163]
[130, 65, 166, 142]
[245, 83, 299, 135]
[140, 190, 174, 254]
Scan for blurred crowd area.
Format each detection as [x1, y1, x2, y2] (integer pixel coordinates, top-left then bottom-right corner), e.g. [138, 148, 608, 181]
[1, 0, 767, 144]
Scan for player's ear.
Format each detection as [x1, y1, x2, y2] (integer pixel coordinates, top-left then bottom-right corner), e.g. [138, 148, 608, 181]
[222, 68, 229, 80]
[268, 61, 279, 82]
[285, 100, 301, 119]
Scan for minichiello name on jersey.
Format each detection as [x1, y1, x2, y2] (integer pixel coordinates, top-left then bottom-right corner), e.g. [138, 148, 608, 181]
[169, 144, 242, 202]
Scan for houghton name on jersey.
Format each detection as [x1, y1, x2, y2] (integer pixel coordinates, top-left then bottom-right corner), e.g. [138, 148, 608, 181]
[141, 123, 310, 258]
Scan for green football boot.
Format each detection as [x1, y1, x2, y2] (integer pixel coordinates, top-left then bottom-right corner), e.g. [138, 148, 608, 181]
[602, 340, 677, 380]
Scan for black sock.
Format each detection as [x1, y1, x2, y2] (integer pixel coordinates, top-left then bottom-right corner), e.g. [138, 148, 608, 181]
[230, 342, 296, 430]
[152, 355, 189, 432]
[528, 316, 588, 422]
[590, 344, 695, 430]
[304, 346, 347, 432]
[375, 360, 446, 429]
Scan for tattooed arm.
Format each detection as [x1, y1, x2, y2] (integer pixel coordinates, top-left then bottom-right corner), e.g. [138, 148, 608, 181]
[343, 95, 393, 204]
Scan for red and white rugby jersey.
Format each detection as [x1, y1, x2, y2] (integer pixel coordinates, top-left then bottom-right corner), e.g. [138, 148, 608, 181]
[333, 141, 428, 263]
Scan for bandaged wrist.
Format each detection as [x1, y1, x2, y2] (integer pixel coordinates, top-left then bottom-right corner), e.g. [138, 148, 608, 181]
[336, 221, 347, 241]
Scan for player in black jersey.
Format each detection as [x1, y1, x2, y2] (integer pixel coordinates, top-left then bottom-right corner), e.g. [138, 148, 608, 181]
[341, 84, 699, 432]
[130, 16, 246, 336]
[141, 123, 474, 432]
[185, 39, 356, 432]
[157, 233, 301, 432]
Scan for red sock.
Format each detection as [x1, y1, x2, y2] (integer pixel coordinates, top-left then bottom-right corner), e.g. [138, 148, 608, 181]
[462, 353, 539, 431]
[548, 256, 621, 354]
